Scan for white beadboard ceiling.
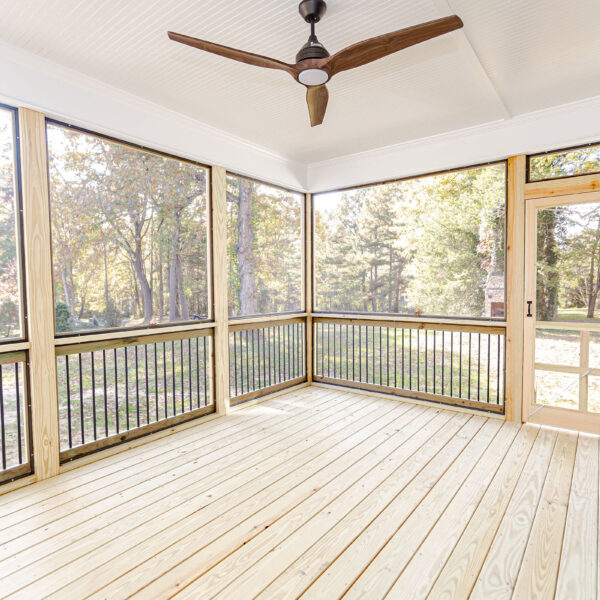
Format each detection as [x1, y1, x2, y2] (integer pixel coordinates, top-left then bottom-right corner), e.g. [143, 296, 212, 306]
[0, 0, 599, 164]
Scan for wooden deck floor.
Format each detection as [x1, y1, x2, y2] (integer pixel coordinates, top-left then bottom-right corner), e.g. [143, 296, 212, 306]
[0, 386, 598, 599]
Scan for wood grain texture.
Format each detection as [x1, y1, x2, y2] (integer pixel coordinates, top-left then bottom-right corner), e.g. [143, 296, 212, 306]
[18, 108, 60, 481]
[525, 173, 600, 199]
[0, 388, 597, 599]
[326, 16, 463, 75]
[505, 155, 526, 423]
[512, 432, 577, 599]
[555, 434, 598, 600]
[470, 426, 558, 599]
[211, 166, 230, 415]
[305, 193, 313, 382]
[306, 85, 328, 127]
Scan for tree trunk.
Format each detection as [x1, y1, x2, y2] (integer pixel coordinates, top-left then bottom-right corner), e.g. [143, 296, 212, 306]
[132, 238, 153, 322]
[169, 227, 179, 322]
[61, 266, 74, 318]
[237, 179, 257, 315]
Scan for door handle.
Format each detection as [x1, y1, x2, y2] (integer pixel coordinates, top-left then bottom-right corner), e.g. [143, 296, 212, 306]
[526, 301, 533, 318]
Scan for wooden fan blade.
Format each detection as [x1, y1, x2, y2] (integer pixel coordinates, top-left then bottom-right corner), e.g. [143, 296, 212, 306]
[168, 32, 298, 78]
[306, 85, 329, 127]
[325, 15, 463, 76]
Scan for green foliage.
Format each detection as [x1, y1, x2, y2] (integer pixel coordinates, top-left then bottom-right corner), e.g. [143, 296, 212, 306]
[55, 301, 70, 333]
[314, 163, 507, 318]
[47, 124, 209, 333]
[227, 176, 303, 317]
[0, 109, 21, 340]
[530, 145, 600, 181]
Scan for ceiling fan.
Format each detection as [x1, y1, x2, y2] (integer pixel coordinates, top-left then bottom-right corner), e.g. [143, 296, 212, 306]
[168, 0, 463, 127]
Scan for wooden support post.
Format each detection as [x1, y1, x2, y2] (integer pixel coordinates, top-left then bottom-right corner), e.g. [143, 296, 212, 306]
[18, 108, 60, 479]
[305, 193, 313, 383]
[579, 330, 590, 412]
[211, 166, 230, 415]
[505, 155, 526, 422]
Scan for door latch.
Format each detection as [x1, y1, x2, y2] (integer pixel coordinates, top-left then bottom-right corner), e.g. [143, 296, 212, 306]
[526, 300, 533, 317]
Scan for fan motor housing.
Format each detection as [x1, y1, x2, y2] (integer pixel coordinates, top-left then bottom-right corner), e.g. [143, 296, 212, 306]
[299, 0, 327, 23]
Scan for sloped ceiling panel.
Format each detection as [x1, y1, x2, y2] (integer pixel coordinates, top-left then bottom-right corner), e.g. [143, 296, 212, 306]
[0, 0, 599, 163]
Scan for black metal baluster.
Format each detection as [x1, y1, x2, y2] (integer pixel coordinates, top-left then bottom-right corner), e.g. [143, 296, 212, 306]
[379, 326, 383, 385]
[477, 333, 481, 402]
[402, 329, 405, 389]
[249, 329, 254, 391]
[417, 329, 420, 391]
[358, 325, 362, 383]
[91, 352, 97, 440]
[497, 335, 501, 405]
[163, 342, 168, 419]
[188, 338, 192, 411]
[352, 325, 355, 381]
[263, 326, 267, 385]
[268, 327, 272, 386]
[450, 333, 454, 397]
[233, 331, 238, 397]
[78, 353, 84, 446]
[487, 334, 491, 404]
[135, 345, 140, 427]
[103, 350, 108, 437]
[257, 328, 262, 389]
[66, 355, 72, 447]
[155, 343, 159, 418]
[114, 348, 119, 434]
[196, 338, 200, 408]
[277, 326, 281, 383]
[441, 331, 445, 396]
[458, 332, 463, 399]
[320, 324, 324, 378]
[125, 347, 130, 429]
[333, 323, 337, 379]
[288, 324, 292, 380]
[246, 330, 250, 392]
[394, 327, 397, 388]
[15, 363, 22, 464]
[424, 330, 428, 393]
[409, 329, 412, 390]
[293, 324, 297, 379]
[145, 344, 150, 424]
[171, 340, 176, 415]
[203, 337, 208, 406]
[468, 333, 472, 400]
[433, 330, 436, 395]
[0, 365, 5, 469]
[386, 327, 389, 387]
[180, 339, 184, 413]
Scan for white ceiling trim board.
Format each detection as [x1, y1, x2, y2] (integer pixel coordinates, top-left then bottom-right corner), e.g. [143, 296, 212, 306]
[0, 40, 307, 191]
[307, 92, 600, 191]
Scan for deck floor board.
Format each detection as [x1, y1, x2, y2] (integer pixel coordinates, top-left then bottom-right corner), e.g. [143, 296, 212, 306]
[0, 386, 597, 600]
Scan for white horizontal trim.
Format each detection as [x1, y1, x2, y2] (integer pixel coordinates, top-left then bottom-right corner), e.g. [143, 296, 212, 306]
[0, 41, 307, 191]
[307, 94, 600, 192]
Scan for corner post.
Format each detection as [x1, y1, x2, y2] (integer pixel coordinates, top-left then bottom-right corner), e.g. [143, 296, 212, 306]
[211, 166, 230, 415]
[18, 108, 60, 479]
[505, 155, 526, 422]
[305, 193, 313, 383]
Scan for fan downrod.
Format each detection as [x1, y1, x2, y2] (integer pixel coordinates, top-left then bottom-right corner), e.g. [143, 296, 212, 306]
[299, 0, 327, 23]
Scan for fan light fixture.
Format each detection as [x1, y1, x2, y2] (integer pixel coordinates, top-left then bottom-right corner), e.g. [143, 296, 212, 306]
[298, 68, 329, 86]
[168, 0, 463, 127]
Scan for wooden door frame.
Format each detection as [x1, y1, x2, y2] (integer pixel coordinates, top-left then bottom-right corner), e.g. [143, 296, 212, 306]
[523, 189, 600, 434]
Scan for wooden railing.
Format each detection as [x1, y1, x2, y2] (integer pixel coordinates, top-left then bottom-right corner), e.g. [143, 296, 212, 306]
[313, 317, 506, 413]
[229, 317, 307, 405]
[0, 351, 31, 483]
[55, 330, 213, 461]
